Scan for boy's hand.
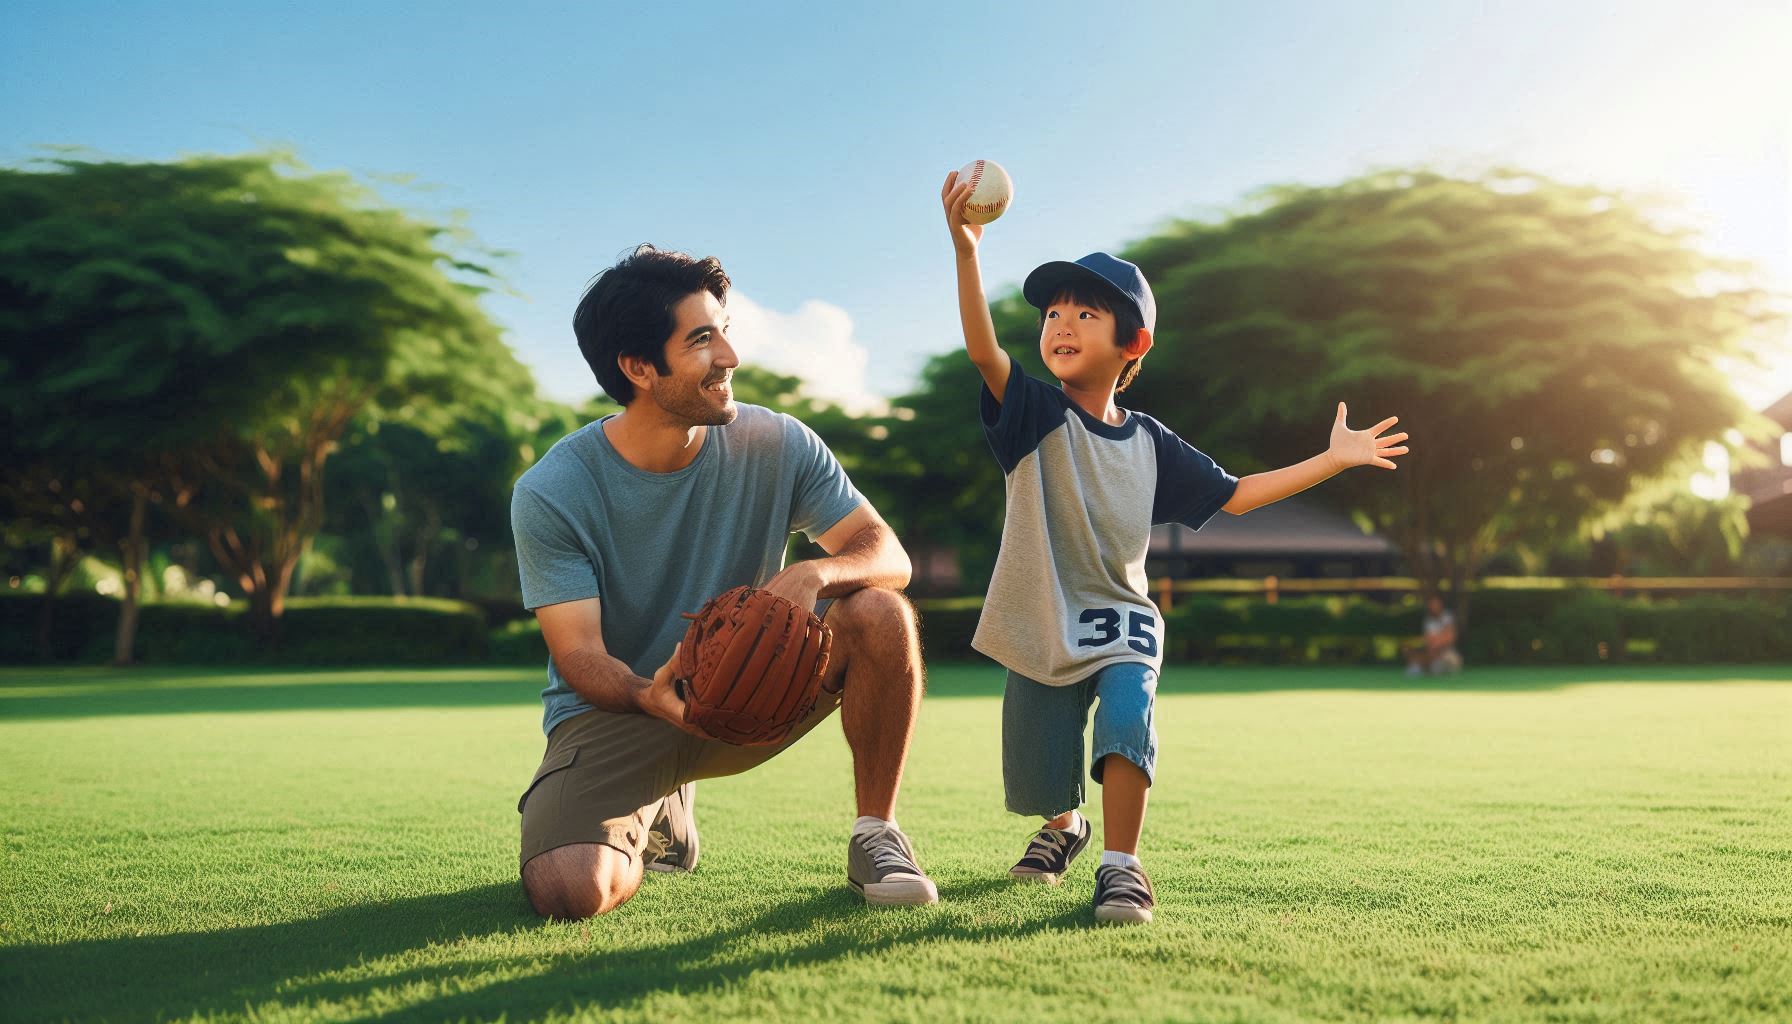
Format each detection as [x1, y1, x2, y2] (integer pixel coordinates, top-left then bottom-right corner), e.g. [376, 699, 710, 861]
[1328, 402, 1409, 470]
[941, 170, 984, 258]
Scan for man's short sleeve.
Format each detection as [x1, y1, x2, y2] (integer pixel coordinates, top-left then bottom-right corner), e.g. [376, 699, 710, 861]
[1143, 418, 1239, 530]
[510, 484, 601, 610]
[980, 362, 1070, 474]
[784, 415, 866, 541]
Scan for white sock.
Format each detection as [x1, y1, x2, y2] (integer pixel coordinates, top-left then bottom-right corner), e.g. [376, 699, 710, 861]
[853, 815, 897, 837]
[1100, 849, 1142, 871]
[1049, 810, 1083, 832]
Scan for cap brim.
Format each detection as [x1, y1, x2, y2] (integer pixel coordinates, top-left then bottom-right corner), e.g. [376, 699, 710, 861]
[1022, 261, 1125, 311]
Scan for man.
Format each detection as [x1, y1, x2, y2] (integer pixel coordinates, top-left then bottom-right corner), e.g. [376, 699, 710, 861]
[510, 244, 936, 918]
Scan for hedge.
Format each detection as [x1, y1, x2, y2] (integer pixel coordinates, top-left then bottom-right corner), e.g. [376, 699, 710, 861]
[911, 590, 1792, 666]
[6, 588, 1789, 667]
[1, 593, 487, 665]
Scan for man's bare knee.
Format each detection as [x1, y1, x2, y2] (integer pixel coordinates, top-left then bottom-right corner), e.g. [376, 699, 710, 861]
[521, 842, 640, 920]
[831, 587, 917, 641]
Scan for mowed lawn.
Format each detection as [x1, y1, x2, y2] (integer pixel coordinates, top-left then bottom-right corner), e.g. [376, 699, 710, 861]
[1, 663, 1789, 1023]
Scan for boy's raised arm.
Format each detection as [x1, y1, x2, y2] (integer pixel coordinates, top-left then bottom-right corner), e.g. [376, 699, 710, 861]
[1223, 402, 1410, 514]
[942, 170, 1012, 401]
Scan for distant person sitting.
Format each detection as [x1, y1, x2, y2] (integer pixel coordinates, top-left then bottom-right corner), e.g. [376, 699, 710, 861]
[1406, 595, 1462, 676]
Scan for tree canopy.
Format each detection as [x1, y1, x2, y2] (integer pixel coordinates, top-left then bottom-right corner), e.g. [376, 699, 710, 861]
[985, 169, 1777, 612]
[0, 152, 532, 643]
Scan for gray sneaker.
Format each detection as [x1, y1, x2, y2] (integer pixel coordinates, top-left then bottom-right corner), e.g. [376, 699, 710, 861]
[847, 824, 939, 905]
[643, 782, 699, 873]
[1093, 862, 1155, 924]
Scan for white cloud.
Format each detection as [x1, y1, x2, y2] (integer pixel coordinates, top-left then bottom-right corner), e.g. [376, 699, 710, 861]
[725, 291, 885, 414]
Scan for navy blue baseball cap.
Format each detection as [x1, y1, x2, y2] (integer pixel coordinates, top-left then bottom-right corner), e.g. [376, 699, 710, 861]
[1022, 252, 1156, 334]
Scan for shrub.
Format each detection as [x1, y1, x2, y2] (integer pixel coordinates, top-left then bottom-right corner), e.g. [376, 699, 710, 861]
[0, 593, 487, 665]
[490, 618, 549, 664]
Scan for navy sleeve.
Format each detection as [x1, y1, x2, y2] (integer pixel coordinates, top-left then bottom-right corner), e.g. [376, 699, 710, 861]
[979, 362, 1070, 474]
[1142, 417, 1239, 529]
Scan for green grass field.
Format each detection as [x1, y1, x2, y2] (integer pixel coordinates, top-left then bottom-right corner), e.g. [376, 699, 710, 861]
[2, 663, 1789, 1023]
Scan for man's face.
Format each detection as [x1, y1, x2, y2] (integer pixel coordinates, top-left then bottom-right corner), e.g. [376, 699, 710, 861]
[645, 289, 739, 425]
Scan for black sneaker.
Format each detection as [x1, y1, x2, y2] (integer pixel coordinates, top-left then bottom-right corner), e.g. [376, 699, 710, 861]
[1094, 862, 1155, 924]
[847, 824, 939, 905]
[644, 782, 699, 873]
[1008, 812, 1092, 884]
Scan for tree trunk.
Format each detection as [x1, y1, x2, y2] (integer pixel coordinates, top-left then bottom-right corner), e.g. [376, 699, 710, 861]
[363, 489, 407, 596]
[407, 504, 441, 597]
[35, 534, 80, 661]
[243, 555, 297, 645]
[183, 378, 369, 650]
[246, 575, 279, 645]
[111, 489, 147, 667]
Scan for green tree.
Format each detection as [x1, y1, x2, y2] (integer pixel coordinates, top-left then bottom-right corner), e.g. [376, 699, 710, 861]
[874, 305, 1052, 590]
[0, 152, 532, 648]
[321, 409, 529, 598]
[1006, 169, 1776, 624]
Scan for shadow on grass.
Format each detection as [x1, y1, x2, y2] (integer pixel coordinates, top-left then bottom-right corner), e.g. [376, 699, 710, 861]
[0, 877, 1073, 1022]
[1, 664, 1786, 722]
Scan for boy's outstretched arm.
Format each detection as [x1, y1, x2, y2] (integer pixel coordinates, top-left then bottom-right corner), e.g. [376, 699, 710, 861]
[1222, 403, 1409, 514]
[941, 170, 1012, 401]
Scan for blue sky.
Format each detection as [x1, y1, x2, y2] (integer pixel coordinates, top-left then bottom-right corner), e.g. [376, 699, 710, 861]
[5, 0, 1787, 408]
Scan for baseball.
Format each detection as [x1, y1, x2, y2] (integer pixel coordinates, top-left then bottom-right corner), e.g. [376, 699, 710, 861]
[958, 159, 1013, 225]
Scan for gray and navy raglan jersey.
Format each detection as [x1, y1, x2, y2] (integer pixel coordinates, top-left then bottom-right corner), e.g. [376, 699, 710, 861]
[972, 364, 1238, 686]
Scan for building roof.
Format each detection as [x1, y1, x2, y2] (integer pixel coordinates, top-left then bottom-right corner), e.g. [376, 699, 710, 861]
[1150, 497, 1394, 557]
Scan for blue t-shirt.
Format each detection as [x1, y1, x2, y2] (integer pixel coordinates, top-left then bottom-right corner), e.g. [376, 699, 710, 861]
[974, 364, 1237, 685]
[510, 405, 865, 735]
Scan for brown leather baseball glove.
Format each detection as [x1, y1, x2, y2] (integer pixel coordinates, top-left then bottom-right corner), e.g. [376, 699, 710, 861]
[672, 585, 834, 745]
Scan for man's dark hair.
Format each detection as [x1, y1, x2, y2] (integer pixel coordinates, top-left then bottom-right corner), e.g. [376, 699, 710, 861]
[1040, 279, 1148, 392]
[573, 244, 731, 404]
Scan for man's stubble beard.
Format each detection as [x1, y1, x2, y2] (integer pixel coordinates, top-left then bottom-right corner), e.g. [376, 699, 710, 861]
[652, 375, 737, 427]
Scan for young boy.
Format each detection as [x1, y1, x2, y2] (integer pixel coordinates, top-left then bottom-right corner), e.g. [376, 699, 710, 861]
[941, 170, 1409, 924]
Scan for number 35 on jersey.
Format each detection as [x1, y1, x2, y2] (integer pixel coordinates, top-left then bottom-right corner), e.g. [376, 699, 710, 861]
[1076, 607, 1159, 657]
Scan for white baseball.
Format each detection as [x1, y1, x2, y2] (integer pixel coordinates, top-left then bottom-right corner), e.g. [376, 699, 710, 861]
[958, 159, 1013, 225]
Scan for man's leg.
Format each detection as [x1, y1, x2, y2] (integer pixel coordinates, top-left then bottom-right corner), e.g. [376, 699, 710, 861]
[823, 588, 939, 904]
[676, 587, 936, 905]
[522, 841, 643, 919]
[516, 709, 690, 920]
[823, 587, 924, 818]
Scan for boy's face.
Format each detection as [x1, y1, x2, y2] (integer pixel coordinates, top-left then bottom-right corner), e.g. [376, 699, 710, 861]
[636, 289, 739, 425]
[1038, 298, 1142, 391]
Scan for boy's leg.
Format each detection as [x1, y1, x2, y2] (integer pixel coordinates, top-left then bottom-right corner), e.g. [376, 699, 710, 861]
[1090, 662, 1160, 923]
[1099, 757, 1150, 855]
[1002, 670, 1093, 818]
[1090, 662, 1159, 856]
[1003, 669, 1100, 882]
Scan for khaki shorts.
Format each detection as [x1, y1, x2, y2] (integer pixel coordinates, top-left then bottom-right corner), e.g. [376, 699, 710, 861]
[517, 689, 840, 870]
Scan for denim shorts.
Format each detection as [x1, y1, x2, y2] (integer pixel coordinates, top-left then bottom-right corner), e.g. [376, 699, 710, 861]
[1001, 661, 1158, 817]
